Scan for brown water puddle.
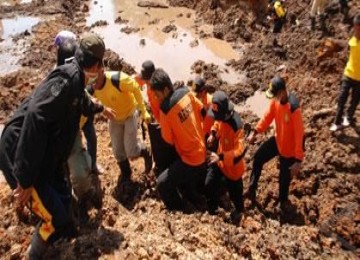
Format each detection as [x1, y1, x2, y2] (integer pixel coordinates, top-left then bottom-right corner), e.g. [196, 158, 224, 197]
[86, 0, 243, 83]
[235, 90, 270, 118]
[0, 16, 39, 75]
[0, 0, 32, 6]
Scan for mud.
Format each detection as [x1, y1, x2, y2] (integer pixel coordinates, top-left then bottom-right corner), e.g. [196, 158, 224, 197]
[0, 0, 359, 259]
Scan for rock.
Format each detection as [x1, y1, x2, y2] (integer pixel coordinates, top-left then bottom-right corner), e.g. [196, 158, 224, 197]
[240, 244, 252, 258]
[107, 214, 116, 227]
[90, 20, 108, 28]
[82, 4, 89, 12]
[137, 1, 169, 8]
[190, 39, 199, 48]
[162, 24, 177, 33]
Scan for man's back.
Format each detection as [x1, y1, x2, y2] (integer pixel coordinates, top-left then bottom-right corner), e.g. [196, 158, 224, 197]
[159, 88, 206, 167]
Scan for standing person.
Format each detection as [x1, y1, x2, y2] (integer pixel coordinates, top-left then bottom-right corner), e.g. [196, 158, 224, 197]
[133, 60, 160, 122]
[55, 38, 112, 222]
[90, 66, 152, 187]
[206, 91, 246, 223]
[150, 69, 207, 211]
[133, 61, 177, 175]
[268, 0, 286, 33]
[54, 31, 101, 174]
[309, 0, 328, 31]
[339, 0, 349, 20]
[0, 33, 107, 258]
[331, 14, 360, 132]
[245, 76, 304, 210]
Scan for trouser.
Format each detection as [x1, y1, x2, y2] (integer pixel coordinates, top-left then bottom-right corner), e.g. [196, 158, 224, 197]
[273, 18, 285, 33]
[334, 76, 360, 125]
[249, 136, 296, 202]
[109, 111, 143, 163]
[148, 122, 178, 174]
[29, 182, 73, 243]
[82, 114, 97, 170]
[310, 0, 328, 17]
[157, 159, 206, 210]
[67, 132, 92, 199]
[205, 164, 243, 212]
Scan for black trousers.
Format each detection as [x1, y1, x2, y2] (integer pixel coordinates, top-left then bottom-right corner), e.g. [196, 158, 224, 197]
[148, 122, 179, 175]
[205, 164, 243, 212]
[157, 159, 205, 210]
[82, 115, 97, 170]
[273, 18, 285, 33]
[334, 76, 360, 125]
[249, 136, 296, 202]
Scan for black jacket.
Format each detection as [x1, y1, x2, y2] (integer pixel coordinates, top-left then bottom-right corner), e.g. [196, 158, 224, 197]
[0, 58, 103, 189]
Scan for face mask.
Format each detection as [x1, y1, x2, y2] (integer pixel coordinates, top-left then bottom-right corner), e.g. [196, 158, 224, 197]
[85, 71, 98, 86]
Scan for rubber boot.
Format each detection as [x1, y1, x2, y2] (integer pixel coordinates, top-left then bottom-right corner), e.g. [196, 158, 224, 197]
[310, 16, 316, 31]
[140, 147, 153, 173]
[340, 5, 349, 23]
[27, 231, 48, 260]
[319, 14, 327, 33]
[118, 159, 132, 184]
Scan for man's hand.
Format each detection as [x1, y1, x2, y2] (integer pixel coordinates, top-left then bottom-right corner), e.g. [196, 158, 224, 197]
[247, 131, 257, 144]
[13, 183, 32, 206]
[103, 107, 116, 120]
[207, 152, 220, 165]
[143, 111, 152, 124]
[290, 162, 301, 177]
[207, 134, 215, 147]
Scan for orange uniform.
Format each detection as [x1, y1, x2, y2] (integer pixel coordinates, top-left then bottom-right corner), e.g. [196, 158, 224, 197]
[160, 88, 206, 166]
[199, 93, 214, 135]
[255, 94, 304, 161]
[134, 74, 161, 122]
[212, 113, 246, 181]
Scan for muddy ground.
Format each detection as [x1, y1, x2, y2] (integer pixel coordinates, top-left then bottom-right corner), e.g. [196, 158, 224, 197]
[0, 0, 359, 259]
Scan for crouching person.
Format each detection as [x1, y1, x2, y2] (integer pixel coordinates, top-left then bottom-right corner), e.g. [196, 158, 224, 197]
[150, 69, 207, 211]
[205, 91, 246, 223]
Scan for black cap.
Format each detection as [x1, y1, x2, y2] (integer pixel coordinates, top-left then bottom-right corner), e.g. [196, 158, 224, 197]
[192, 76, 206, 93]
[141, 60, 155, 80]
[150, 68, 173, 91]
[209, 90, 234, 120]
[80, 33, 105, 60]
[266, 76, 286, 99]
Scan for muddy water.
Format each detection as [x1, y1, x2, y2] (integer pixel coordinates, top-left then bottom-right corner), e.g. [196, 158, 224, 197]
[87, 0, 242, 83]
[0, 16, 39, 75]
[235, 90, 270, 118]
[0, 0, 32, 6]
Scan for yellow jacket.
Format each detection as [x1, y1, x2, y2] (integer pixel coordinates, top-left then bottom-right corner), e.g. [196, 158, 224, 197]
[93, 71, 148, 122]
[274, 1, 286, 18]
[344, 36, 360, 81]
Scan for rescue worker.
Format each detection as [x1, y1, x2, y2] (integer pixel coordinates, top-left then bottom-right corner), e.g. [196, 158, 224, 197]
[331, 14, 360, 131]
[56, 39, 111, 223]
[133, 60, 160, 122]
[150, 69, 207, 211]
[206, 91, 246, 223]
[268, 0, 286, 33]
[133, 61, 177, 175]
[309, 0, 328, 31]
[0, 33, 108, 258]
[55, 32, 102, 174]
[245, 76, 304, 210]
[192, 76, 214, 138]
[89, 63, 153, 188]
